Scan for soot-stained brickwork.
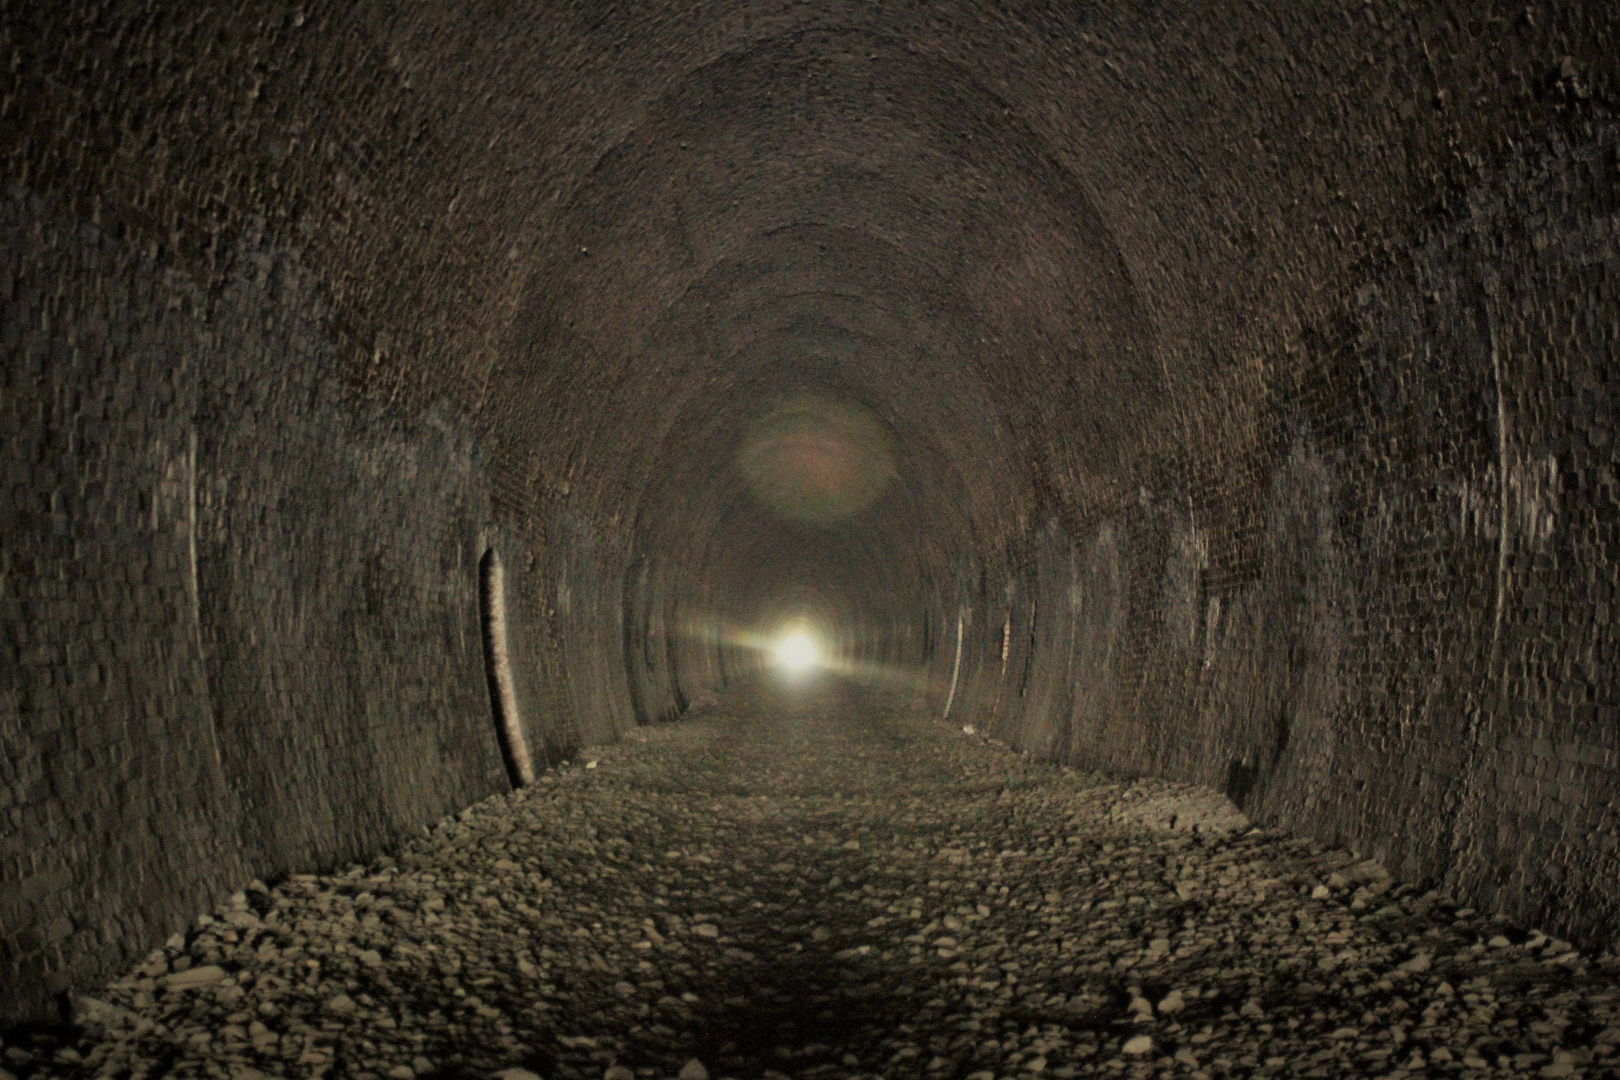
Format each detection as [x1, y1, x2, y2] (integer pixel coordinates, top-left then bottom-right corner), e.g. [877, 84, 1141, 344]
[0, 193, 582, 1022]
[0, 192, 251, 1023]
[4, 0, 1620, 1028]
[953, 122, 1620, 953]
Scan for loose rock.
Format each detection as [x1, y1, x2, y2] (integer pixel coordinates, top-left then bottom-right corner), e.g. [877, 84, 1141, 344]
[14, 681, 1620, 1080]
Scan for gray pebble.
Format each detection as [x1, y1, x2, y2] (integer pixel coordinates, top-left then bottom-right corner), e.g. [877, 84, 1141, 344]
[38, 687, 1620, 1080]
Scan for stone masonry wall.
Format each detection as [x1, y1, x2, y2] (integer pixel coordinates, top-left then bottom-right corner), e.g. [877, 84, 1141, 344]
[969, 118, 1620, 950]
[0, 191, 564, 1023]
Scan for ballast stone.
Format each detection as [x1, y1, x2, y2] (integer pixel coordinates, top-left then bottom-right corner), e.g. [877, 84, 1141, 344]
[10, 684, 1619, 1080]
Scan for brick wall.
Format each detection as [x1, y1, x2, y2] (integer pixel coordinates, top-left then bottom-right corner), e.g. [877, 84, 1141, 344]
[0, 193, 575, 1022]
[964, 119, 1620, 949]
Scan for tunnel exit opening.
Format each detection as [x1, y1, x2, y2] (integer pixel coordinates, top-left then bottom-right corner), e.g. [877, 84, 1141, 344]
[479, 548, 535, 787]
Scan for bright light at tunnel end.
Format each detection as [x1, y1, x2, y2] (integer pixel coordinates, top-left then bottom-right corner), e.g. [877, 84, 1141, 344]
[773, 631, 820, 675]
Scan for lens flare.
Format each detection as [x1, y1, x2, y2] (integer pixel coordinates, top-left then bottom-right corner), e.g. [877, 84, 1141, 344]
[737, 394, 898, 524]
[774, 632, 819, 673]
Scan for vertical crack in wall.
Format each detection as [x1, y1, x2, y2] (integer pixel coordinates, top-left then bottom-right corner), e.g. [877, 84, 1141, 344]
[184, 425, 230, 784]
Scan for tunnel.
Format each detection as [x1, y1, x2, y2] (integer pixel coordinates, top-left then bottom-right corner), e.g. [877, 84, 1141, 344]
[4, 1, 1620, 1076]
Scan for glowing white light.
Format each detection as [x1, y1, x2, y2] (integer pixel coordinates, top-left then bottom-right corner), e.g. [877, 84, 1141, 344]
[775, 632, 819, 672]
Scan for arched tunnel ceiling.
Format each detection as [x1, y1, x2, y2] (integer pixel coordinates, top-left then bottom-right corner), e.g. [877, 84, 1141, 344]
[17, 0, 1584, 557]
[364, 0, 1593, 572]
[491, 21, 1157, 575]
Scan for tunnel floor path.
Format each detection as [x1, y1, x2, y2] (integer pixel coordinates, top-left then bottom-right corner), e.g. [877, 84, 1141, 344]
[23, 680, 1620, 1080]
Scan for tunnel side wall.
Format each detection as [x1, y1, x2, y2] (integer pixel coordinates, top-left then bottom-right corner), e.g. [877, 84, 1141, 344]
[0, 193, 572, 1022]
[0, 193, 251, 1024]
[973, 120, 1620, 946]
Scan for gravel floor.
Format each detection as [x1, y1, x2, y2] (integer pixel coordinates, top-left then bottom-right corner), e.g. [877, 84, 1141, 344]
[7, 679, 1620, 1080]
